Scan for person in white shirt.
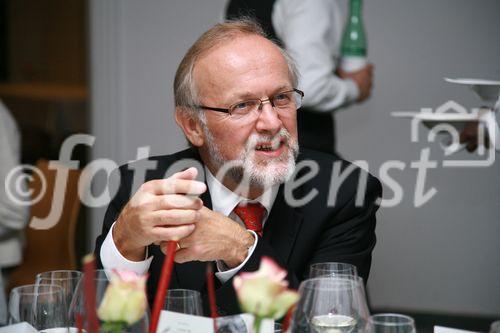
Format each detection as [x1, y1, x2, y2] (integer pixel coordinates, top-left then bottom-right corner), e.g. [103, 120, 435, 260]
[226, 0, 373, 153]
[0, 100, 29, 325]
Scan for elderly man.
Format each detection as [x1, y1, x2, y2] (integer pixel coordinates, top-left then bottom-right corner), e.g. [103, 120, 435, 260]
[95, 20, 381, 315]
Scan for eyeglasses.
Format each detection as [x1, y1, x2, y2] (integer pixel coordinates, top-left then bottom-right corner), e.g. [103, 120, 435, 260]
[196, 89, 304, 118]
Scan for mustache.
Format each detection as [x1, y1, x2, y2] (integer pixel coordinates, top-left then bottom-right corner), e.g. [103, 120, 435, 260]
[245, 128, 293, 151]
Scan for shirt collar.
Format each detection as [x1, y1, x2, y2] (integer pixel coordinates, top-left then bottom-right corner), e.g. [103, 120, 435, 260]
[204, 165, 279, 219]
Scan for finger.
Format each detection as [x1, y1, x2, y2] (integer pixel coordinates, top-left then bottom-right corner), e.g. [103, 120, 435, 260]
[173, 248, 193, 264]
[460, 131, 474, 144]
[459, 132, 468, 143]
[173, 234, 194, 249]
[159, 241, 184, 255]
[150, 194, 203, 211]
[144, 178, 206, 195]
[466, 142, 477, 152]
[171, 167, 198, 180]
[152, 224, 195, 242]
[151, 209, 200, 226]
[159, 241, 166, 254]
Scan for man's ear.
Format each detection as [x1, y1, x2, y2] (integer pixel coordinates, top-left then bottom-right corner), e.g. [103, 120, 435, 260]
[175, 107, 205, 147]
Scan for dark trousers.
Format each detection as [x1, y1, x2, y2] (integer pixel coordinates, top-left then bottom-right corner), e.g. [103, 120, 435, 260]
[297, 109, 336, 155]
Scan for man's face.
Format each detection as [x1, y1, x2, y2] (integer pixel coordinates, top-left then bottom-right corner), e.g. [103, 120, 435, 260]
[192, 34, 299, 189]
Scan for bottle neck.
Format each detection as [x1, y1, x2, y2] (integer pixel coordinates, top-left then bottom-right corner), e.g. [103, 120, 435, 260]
[348, 0, 363, 20]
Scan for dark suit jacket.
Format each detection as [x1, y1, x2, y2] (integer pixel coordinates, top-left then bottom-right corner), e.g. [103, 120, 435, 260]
[94, 147, 382, 315]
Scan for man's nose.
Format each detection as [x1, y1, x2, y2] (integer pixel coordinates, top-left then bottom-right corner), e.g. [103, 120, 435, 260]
[255, 102, 282, 134]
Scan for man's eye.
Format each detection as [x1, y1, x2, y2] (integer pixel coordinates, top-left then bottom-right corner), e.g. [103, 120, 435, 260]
[273, 93, 291, 105]
[234, 102, 249, 110]
[231, 101, 254, 115]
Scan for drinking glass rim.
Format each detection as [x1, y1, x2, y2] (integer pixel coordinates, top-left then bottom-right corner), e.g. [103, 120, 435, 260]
[165, 289, 201, 299]
[36, 270, 83, 280]
[11, 284, 64, 296]
[369, 313, 415, 326]
[310, 262, 357, 270]
[299, 276, 364, 291]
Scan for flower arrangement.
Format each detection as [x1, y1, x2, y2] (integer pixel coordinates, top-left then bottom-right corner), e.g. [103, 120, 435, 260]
[233, 257, 299, 333]
[97, 270, 148, 333]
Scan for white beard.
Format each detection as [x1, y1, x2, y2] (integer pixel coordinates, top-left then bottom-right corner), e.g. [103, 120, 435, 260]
[203, 126, 299, 189]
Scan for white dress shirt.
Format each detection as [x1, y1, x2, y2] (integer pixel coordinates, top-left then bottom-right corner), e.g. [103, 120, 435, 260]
[0, 100, 29, 267]
[272, 0, 360, 111]
[0, 100, 29, 326]
[100, 166, 278, 283]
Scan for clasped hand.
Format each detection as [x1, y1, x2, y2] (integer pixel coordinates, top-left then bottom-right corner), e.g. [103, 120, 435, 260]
[113, 167, 254, 268]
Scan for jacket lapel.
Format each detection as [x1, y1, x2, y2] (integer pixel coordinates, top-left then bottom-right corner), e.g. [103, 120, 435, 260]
[263, 186, 304, 265]
[172, 160, 304, 287]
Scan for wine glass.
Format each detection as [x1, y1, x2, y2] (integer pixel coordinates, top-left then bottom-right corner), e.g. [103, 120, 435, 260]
[368, 313, 416, 333]
[309, 262, 358, 278]
[290, 276, 370, 333]
[36, 270, 82, 314]
[69, 269, 149, 333]
[163, 289, 203, 316]
[9, 284, 67, 332]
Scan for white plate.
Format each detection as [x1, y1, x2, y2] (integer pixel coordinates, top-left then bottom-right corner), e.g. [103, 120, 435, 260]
[444, 77, 500, 85]
[414, 112, 479, 122]
[414, 113, 479, 137]
[444, 77, 500, 102]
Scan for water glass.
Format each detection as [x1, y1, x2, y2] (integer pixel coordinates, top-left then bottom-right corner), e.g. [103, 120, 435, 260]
[69, 269, 149, 333]
[164, 289, 203, 316]
[290, 276, 370, 333]
[9, 284, 67, 331]
[368, 313, 416, 333]
[309, 262, 358, 278]
[36, 270, 82, 312]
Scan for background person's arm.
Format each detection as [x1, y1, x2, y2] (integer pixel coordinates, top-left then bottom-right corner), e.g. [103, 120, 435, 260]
[273, 0, 371, 111]
[0, 102, 29, 238]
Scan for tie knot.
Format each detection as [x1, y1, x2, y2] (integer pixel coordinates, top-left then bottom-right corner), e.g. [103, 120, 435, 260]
[233, 202, 266, 236]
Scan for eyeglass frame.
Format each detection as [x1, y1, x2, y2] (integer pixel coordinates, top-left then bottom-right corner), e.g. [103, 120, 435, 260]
[195, 88, 304, 116]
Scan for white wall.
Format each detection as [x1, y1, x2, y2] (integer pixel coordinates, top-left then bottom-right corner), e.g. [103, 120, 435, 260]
[90, 0, 500, 316]
[88, 0, 226, 251]
[334, 0, 500, 316]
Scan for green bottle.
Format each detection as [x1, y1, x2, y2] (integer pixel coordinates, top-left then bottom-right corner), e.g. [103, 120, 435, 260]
[340, 0, 367, 72]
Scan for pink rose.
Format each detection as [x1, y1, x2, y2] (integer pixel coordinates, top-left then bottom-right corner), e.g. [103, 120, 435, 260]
[233, 257, 299, 320]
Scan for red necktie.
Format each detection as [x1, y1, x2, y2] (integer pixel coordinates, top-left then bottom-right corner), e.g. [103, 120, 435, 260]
[233, 202, 266, 237]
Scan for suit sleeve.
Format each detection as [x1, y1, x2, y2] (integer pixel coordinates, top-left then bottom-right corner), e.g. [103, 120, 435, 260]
[306, 174, 381, 282]
[214, 235, 297, 315]
[93, 166, 132, 268]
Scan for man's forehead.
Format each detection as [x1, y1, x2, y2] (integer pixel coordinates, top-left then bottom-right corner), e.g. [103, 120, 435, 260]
[194, 34, 291, 100]
[210, 33, 281, 58]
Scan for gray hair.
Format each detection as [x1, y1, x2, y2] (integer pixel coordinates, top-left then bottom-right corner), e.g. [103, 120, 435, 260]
[173, 18, 299, 119]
